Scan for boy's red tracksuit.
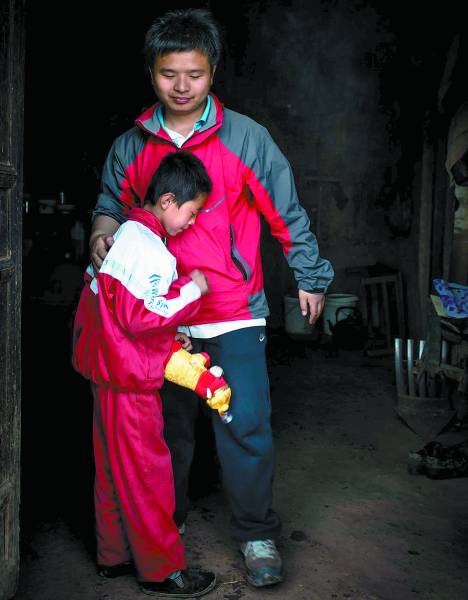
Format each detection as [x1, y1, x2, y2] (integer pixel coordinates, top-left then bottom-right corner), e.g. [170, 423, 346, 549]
[73, 207, 202, 581]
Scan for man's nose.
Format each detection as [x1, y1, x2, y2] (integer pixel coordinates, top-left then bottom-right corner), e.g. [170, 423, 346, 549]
[174, 76, 189, 92]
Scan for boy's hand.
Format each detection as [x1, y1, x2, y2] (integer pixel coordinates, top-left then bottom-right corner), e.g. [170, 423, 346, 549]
[190, 269, 210, 295]
[90, 234, 114, 275]
[298, 290, 325, 324]
[175, 332, 193, 351]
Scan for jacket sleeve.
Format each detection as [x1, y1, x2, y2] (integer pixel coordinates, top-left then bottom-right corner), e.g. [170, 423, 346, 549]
[101, 273, 202, 338]
[245, 128, 334, 292]
[97, 224, 202, 336]
[92, 130, 144, 224]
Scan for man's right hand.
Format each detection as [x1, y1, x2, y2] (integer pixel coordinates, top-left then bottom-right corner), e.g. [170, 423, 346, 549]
[90, 234, 114, 275]
[89, 215, 121, 275]
[190, 269, 210, 295]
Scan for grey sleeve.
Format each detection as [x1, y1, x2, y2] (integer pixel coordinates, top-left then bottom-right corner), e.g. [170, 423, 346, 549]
[255, 130, 334, 292]
[92, 140, 128, 225]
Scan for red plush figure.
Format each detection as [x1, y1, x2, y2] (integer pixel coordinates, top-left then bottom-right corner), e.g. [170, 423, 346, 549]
[163, 341, 232, 423]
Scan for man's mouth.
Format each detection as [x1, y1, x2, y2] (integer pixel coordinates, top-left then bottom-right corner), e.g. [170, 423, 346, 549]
[172, 97, 191, 104]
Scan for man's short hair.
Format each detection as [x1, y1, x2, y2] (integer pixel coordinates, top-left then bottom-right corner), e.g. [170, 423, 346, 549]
[144, 151, 212, 206]
[144, 8, 222, 69]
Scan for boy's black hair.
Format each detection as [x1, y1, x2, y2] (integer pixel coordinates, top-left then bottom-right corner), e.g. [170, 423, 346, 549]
[144, 151, 212, 207]
[144, 8, 222, 69]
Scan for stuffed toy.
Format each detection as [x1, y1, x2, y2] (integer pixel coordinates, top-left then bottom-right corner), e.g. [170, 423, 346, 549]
[163, 340, 233, 423]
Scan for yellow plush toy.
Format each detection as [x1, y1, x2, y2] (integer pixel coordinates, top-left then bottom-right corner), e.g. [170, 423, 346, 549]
[163, 341, 233, 423]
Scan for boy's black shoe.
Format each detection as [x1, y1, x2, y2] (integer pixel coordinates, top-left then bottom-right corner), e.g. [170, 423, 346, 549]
[97, 561, 134, 578]
[139, 568, 216, 597]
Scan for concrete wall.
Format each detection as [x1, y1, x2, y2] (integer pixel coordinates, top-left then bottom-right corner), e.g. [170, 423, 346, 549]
[212, 0, 420, 330]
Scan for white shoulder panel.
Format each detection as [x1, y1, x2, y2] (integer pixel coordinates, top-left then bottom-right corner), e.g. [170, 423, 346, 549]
[99, 221, 200, 317]
[100, 221, 177, 299]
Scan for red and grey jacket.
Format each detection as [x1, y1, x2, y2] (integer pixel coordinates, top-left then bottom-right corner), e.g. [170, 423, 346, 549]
[94, 95, 334, 325]
[73, 208, 202, 391]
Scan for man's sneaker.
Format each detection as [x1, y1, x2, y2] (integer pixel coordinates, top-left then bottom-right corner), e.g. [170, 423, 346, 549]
[240, 539, 283, 587]
[97, 560, 134, 578]
[139, 567, 216, 597]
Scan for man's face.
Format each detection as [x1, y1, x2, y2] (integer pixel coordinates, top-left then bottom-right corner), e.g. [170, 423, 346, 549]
[152, 50, 215, 119]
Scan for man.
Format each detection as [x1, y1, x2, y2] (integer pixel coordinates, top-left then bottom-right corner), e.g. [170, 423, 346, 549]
[90, 8, 334, 588]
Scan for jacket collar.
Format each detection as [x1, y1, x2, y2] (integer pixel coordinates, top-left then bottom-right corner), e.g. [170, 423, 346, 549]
[156, 94, 212, 135]
[135, 94, 224, 146]
[127, 207, 166, 240]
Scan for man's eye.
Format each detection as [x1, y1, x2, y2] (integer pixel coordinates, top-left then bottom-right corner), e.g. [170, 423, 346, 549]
[190, 75, 201, 79]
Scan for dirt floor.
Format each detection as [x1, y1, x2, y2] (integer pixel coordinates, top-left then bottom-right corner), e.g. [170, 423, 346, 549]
[14, 331, 468, 600]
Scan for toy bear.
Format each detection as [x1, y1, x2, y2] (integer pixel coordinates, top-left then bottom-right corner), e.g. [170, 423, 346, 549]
[163, 340, 232, 423]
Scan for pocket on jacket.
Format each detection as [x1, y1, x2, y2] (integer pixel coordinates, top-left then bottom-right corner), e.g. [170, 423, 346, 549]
[230, 224, 251, 282]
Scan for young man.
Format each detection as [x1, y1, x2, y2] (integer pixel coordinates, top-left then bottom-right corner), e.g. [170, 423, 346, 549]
[74, 152, 216, 597]
[90, 8, 334, 588]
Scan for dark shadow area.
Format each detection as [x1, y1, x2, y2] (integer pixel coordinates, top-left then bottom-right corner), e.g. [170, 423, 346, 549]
[20, 300, 95, 559]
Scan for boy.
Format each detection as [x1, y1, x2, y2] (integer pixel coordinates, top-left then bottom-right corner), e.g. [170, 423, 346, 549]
[90, 8, 334, 587]
[73, 151, 216, 597]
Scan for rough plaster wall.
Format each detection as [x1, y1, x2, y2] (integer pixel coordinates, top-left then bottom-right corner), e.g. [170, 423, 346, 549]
[213, 0, 416, 329]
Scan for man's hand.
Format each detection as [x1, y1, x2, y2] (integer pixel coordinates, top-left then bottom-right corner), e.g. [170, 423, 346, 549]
[190, 269, 210, 295]
[298, 290, 325, 325]
[89, 215, 120, 275]
[175, 332, 193, 351]
[90, 234, 114, 275]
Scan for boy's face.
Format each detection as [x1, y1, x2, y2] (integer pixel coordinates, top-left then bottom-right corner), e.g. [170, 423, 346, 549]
[151, 50, 215, 120]
[160, 193, 207, 236]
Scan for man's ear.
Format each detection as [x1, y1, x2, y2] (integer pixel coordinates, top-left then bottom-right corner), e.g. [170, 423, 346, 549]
[210, 64, 217, 84]
[148, 67, 154, 86]
[160, 192, 175, 209]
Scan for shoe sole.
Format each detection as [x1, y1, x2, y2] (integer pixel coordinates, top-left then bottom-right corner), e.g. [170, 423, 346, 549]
[245, 570, 283, 588]
[140, 576, 216, 598]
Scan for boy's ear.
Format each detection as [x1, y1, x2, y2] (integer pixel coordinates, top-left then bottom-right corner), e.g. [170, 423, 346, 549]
[210, 64, 217, 84]
[159, 192, 175, 209]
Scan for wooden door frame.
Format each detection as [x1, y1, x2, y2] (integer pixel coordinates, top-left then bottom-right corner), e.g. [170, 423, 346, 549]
[0, 1, 25, 598]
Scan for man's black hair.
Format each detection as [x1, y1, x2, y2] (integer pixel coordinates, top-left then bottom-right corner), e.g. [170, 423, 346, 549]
[144, 151, 212, 207]
[144, 8, 222, 69]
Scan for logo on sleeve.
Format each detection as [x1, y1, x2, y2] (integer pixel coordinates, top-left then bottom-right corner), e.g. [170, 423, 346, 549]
[149, 273, 161, 292]
[145, 273, 169, 314]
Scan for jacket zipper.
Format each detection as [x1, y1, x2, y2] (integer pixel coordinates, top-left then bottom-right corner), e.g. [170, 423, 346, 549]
[230, 230, 248, 281]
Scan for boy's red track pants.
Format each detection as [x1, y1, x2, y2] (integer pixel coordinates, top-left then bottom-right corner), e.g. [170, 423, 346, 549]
[92, 384, 185, 581]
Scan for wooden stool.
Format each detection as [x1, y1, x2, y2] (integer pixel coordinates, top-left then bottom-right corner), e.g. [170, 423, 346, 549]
[361, 273, 405, 356]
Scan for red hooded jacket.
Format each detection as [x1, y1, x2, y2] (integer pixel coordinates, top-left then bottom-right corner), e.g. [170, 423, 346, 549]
[73, 208, 202, 391]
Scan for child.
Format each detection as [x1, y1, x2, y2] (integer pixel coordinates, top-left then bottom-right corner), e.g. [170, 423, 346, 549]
[72, 151, 216, 597]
